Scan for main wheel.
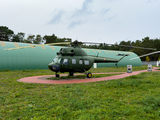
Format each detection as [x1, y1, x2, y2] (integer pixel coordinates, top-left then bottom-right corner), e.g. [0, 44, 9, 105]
[87, 72, 92, 78]
[69, 72, 74, 76]
[55, 73, 60, 78]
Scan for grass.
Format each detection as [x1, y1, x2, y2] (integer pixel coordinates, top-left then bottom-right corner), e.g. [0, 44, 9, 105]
[0, 66, 160, 119]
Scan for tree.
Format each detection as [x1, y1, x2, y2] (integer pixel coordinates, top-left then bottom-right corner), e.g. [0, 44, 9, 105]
[23, 39, 32, 43]
[33, 34, 43, 44]
[11, 32, 25, 42]
[146, 56, 150, 61]
[24, 34, 35, 43]
[158, 56, 160, 61]
[0, 26, 14, 41]
[119, 41, 132, 51]
[17, 32, 25, 42]
[43, 34, 57, 43]
[12, 34, 20, 42]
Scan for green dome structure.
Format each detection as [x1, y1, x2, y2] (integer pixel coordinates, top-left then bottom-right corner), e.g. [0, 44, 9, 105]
[0, 41, 142, 70]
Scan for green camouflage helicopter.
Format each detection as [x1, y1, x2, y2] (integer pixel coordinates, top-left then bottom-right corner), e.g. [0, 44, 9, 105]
[48, 41, 129, 78]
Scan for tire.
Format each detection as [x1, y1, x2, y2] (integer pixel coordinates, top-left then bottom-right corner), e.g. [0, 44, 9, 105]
[87, 72, 92, 78]
[56, 74, 60, 78]
[69, 72, 74, 76]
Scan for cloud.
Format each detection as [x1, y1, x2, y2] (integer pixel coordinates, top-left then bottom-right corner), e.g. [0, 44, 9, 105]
[107, 14, 117, 21]
[147, 0, 158, 3]
[49, 10, 65, 24]
[72, 0, 93, 17]
[68, 20, 86, 29]
[68, 0, 93, 28]
[100, 8, 110, 15]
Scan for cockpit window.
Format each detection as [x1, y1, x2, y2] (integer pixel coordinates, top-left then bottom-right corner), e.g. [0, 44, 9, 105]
[53, 57, 58, 63]
[53, 57, 62, 64]
[57, 58, 62, 64]
[63, 59, 68, 65]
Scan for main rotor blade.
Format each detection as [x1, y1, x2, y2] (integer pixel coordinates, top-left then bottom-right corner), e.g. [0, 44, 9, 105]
[83, 42, 156, 50]
[4, 42, 71, 50]
[130, 51, 160, 60]
[4, 45, 35, 50]
[45, 42, 71, 46]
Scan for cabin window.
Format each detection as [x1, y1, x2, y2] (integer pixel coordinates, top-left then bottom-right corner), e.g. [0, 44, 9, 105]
[63, 59, 68, 65]
[84, 60, 89, 65]
[79, 60, 83, 64]
[72, 59, 76, 64]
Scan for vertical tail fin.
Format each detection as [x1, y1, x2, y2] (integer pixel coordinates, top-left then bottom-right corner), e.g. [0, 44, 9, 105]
[115, 54, 130, 67]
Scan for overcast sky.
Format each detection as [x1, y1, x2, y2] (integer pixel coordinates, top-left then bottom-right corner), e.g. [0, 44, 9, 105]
[0, 0, 160, 43]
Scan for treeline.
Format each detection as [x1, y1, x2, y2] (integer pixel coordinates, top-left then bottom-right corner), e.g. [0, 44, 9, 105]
[0, 26, 160, 61]
[0, 26, 72, 44]
[82, 37, 160, 61]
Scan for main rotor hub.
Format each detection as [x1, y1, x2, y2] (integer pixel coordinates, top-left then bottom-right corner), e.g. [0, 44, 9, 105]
[71, 40, 83, 47]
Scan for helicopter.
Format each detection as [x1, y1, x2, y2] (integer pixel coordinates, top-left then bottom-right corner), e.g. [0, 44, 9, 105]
[48, 41, 129, 78]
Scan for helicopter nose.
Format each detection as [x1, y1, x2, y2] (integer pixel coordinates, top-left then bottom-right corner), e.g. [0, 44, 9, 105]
[48, 63, 60, 72]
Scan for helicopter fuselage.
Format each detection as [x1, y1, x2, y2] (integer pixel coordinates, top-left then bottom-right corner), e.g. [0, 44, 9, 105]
[48, 55, 94, 73]
[48, 42, 128, 77]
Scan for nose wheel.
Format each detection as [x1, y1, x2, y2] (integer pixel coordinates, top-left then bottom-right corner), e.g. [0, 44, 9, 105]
[55, 73, 60, 78]
[83, 69, 92, 78]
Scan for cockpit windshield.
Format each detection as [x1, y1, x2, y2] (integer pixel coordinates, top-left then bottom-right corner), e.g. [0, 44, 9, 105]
[57, 58, 62, 64]
[53, 57, 62, 64]
[53, 57, 58, 63]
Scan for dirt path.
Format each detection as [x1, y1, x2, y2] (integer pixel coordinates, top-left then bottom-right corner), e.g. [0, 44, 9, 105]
[18, 67, 159, 84]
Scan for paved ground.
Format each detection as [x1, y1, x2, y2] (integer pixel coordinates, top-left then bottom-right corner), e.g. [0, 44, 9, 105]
[18, 67, 159, 84]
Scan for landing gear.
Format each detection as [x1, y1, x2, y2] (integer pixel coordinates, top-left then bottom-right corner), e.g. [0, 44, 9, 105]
[83, 69, 92, 78]
[55, 72, 60, 78]
[69, 72, 74, 76]
[87, 72, 92, 78]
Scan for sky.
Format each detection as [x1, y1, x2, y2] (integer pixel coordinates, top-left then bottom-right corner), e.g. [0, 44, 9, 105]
[0, 0, 160, 44]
